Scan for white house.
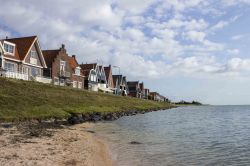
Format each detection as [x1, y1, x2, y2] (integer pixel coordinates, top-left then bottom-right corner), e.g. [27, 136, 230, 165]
[0, 36, 51, 83]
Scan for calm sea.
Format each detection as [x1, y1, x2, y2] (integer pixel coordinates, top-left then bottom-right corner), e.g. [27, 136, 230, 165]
[93, 106, 250, 166]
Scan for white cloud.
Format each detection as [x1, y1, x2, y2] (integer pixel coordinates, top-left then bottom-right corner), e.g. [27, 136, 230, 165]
[0, 0, 248, 81]
[227, 49, 240, 55]
[231, 34, 244, 40]
[185, 31, 206, 42]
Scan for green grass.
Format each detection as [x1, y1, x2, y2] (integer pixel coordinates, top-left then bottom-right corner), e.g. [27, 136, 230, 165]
[0, 78, 173, 121]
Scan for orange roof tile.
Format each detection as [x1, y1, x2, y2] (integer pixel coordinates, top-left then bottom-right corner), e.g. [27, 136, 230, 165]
[4, 36, 37, 61]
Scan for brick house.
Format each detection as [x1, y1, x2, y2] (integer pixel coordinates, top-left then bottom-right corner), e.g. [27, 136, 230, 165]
[42, 44, 72, 86]
[68, 55, 85, 89]
[144, 88, 150, 99]
[104, 65, 114, 91]
[139, 82, 145, 99]
[0, 36, 49, 83]
[149, 92, 166, 102]
[127, 81, 142, 98]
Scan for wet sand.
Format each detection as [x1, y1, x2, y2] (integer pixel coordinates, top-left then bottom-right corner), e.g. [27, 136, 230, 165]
[0, 122, 114, 166]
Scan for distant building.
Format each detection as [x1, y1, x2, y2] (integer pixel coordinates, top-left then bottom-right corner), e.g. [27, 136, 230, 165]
[127, 81, 142, 98]
[149, 92, 166, 102]
[68, 55, 85, 89]
[104, 65, 115, 90]
[144, 88, 150, 99]
[139, 82, 145, 99]
[80, 63, 112, 93]
[112, 75, 128, 96]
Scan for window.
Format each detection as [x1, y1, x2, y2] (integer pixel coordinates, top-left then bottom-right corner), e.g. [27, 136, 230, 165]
[22, 67, 29, 74]
[78, 82, 82, 89]
[75, 68, 80, 75]
[73, 81, 77, 88]
[31, 50, 37, 58]
[4, 43, 14, 54]
[31, 67, 40, 77]
[54, 77, 59, 85]
[4, 62, 15, 72]
[60, 60, 66, 71]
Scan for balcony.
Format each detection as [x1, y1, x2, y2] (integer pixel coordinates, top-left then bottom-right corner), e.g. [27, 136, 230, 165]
[59, 70, 71, 78]
[35, 76, 52, 84]
[5, 71, 29, 80]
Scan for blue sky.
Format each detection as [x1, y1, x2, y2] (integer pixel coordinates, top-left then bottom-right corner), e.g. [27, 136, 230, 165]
[1, 0, 250, 105]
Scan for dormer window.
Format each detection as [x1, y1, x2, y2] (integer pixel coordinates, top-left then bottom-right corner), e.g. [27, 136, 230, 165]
[75, 67, 81, 76]
[4, 43, 14, 54]
[31, 50, 37, 58]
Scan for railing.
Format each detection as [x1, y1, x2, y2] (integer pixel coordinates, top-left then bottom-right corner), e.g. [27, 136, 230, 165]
[59, 70, 71, 78]
[5, 71, 29, 80]
[35, 76, 52, 84]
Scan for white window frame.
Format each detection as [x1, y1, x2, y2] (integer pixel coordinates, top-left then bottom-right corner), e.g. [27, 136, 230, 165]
[4, 62, 15, 72]
[3, 41, 15, 55]
[78, 82, 82, 89]
[60, 60, 66, 71]
[30, 50, 37, 59]
[59, 78, 65, 86]
[75, 67, 81, 76]
[54, 77, 59, 85]
[73, 81, 77, 88]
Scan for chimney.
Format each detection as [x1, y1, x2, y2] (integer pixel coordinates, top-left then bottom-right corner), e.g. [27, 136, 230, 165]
[6, 36, 8, 39]
[72, 55, 76, 59]
[109, 64, 111, 68]
[61, 44, 65, 49]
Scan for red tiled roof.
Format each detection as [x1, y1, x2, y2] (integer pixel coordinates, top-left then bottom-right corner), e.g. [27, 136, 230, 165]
[42, 50, 60, 68]
[68, 55, 84, 76]
[4, 36, 37, 61]
[68, 56, 78, 70]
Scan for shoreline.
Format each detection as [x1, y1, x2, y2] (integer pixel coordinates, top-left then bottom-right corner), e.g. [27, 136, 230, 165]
[0, 122, 114, 166]
[0, 108, 174, 165]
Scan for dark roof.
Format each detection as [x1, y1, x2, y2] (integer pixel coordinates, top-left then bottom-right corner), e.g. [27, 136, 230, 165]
[42, 49, 60, 68]
[104, 65, 111, 80]
[127, 81, 139, 85]
[80, 63, 97, 77]
[112, 75, 122, 85]
[3, 36, 37, 61]
[139, 82, 144, 90]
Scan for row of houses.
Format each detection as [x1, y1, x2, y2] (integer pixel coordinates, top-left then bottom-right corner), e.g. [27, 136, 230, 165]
[0, 36, 168, 102]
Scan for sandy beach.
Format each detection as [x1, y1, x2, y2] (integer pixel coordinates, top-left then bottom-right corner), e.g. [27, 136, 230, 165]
[0, 122, 114, 166]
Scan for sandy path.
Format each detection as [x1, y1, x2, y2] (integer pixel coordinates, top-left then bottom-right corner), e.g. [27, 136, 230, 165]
[0, 123, 114, 166]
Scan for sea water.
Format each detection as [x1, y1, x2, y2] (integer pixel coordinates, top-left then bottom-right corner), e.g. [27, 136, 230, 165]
[94, 106, 250, 166]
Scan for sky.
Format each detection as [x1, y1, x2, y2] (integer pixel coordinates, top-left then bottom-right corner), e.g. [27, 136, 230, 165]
[0, 0, 250, 105]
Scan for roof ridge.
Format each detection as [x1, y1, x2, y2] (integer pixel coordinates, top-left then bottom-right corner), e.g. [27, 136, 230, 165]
[3, 35, 37, 40]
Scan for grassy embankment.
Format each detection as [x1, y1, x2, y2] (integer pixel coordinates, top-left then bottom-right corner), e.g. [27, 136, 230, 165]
[0, 78, 173, 121]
